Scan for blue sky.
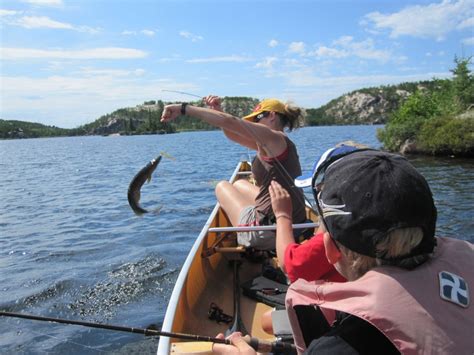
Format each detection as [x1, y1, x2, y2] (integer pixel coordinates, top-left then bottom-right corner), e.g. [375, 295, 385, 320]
[1, 0, 473, 128]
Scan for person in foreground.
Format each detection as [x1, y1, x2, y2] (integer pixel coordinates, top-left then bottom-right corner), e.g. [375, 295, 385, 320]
[161, 96, 306, 250]
[213, 149, 474, 354]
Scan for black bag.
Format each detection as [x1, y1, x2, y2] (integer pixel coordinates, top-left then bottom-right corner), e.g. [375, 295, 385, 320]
[241, 275, 289, 308]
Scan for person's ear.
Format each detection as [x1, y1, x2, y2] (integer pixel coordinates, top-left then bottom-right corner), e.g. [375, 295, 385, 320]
[323, 232, 342, 265]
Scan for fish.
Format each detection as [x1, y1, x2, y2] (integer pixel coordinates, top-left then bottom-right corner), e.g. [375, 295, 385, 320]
[127, 155, 162, 215]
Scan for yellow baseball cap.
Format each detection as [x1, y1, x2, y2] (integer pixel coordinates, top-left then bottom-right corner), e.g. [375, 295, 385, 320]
[242, 98, 286, 122]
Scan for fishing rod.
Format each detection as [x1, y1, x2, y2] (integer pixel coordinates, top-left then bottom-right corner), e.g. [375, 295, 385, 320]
[161, 89, 203, 99]
[0, 311, 296, 354]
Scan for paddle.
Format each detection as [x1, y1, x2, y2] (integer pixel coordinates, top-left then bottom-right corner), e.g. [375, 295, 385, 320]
[0, 311, 296, 354]
[225, 260, 248, 336]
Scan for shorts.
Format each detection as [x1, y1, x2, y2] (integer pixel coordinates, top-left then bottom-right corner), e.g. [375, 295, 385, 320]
[271, 309, 292, 337]
[237, 206, 276, 250]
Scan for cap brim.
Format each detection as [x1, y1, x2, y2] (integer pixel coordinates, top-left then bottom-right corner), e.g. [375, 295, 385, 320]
[242, 112, 258, 121]
[294, 174, 313, 188]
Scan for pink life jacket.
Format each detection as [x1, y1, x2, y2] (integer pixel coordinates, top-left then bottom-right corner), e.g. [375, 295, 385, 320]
[285, 237, 474, 354]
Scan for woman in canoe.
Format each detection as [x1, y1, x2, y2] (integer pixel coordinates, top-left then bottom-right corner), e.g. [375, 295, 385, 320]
[161, 96, 306, 250]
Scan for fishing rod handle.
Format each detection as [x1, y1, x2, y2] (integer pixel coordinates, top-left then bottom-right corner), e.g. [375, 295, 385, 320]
[243, 335, 297, 354]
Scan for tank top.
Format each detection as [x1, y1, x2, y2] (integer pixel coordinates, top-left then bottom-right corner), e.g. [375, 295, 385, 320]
[251, 136, 306, 225]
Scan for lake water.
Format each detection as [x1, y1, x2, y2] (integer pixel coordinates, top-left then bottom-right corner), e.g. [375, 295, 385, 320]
[0, 126, 473, 354]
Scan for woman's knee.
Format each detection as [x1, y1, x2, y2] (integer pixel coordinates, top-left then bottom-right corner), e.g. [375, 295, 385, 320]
[232, 179, 248, 189]
[215, 180, 232, 198]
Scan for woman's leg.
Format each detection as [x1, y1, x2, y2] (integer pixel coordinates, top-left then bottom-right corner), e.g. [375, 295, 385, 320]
[232, 179, 260, 202]
[215, 180, 256, 226]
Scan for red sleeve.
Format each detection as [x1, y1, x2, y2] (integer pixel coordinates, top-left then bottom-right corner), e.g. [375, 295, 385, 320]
[284, 232, 346, 283]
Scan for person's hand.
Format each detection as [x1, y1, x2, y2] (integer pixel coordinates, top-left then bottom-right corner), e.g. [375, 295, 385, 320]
[269, 180, 292, 220]
[204, 95, 223, 111]
[160, 104, 181, 122]
[212, 332, 256, 354]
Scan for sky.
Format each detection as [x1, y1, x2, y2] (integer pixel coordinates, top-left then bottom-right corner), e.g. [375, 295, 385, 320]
[0, 0, 473, 128]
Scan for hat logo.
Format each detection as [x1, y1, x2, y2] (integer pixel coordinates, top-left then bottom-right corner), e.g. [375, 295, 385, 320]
[253, 104, 261, 112]
[439, 271, 469, 308]
[319, 198, 352, 218]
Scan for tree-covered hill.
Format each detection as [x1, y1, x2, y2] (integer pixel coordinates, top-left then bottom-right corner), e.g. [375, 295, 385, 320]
[0, 119, 84, 139]
[77, 97, 260, 136]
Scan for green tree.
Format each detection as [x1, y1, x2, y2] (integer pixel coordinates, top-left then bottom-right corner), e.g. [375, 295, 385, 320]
[378, 56, 474, 156]
[451, 56, 474, 109]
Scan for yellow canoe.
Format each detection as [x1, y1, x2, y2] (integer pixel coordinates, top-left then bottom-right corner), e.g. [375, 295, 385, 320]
[158, 161, 318, 354]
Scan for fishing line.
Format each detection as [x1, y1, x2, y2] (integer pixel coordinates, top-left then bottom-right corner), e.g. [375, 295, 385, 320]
[161, 89, 202, 99]
[28, 328, 108, 353]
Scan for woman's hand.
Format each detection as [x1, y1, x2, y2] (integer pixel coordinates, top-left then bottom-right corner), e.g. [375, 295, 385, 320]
[269, 180, 293, 219]
[160, 104, 181, 122]
[212, 332, 256, 354]
[204, 95, 223, 112]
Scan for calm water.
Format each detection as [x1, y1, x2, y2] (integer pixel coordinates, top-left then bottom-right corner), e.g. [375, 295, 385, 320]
[0, 126, 473, 354]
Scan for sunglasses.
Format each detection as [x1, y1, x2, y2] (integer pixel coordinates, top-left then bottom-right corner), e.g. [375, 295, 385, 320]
[311, 146, 372, 249]
[314, 180, 342, 251]
[254, 111, 270, 123]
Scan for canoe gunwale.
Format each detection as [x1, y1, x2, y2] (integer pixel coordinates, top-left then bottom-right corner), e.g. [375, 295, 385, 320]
[157, 161, 248, 355]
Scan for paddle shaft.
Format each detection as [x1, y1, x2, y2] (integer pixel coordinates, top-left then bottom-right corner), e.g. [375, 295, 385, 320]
[0, 311, 296, 353]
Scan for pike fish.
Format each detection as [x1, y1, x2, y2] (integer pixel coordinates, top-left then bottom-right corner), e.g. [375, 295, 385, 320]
[127, 155, 162, 215]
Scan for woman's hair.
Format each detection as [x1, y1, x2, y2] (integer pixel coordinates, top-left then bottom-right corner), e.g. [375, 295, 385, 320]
[279, 102, 306, 131]
[336, 227, 432, 280]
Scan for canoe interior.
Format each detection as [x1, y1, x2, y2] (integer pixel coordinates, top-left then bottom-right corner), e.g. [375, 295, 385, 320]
[160, 161, 318, 354]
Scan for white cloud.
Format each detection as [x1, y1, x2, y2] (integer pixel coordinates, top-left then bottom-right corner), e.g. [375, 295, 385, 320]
[78, 67, 146, 77]
[122, 29, 155, 36]
[282, 70, 451, 96]
[333, 36, 353, 47]
[462, 37, 474, 45]
[5, 15, 100, 33]
[186, 55, 251, 63]
[458, 16, 474, 29]
[255, 57, 277, 69]
[363, 0, 474, 40]
[0, 9, 21, 16]
[312, 36, 390, 62]
[1, 74, 199, 127]
[288, 41, 306, 55]
[141, 29, 155, 36]
[15, 15, 72, 29]
[21, 0, 63, 5]
[268, 39, 278, 47]
[313, 46, 348, 58]
[179, 30, 203, 42]
[1, 47, 148, 60]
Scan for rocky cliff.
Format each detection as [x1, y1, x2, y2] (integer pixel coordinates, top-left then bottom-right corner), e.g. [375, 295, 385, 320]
[305, 82, 431, 126]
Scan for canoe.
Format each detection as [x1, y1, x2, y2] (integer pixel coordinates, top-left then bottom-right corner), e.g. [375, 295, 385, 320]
[157, 161, 319, 354]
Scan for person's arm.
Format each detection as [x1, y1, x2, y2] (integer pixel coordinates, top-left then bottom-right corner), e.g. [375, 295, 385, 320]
[203, 96, 258, 150]
[269, 180, 296, 272]
[161, 102, 286, 157]
[223, 129, 258, 150]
